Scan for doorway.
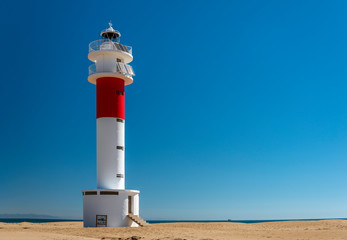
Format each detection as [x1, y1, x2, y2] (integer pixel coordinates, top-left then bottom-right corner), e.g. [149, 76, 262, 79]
[96, 215, 107, 227]
[128, 196, 133, 214]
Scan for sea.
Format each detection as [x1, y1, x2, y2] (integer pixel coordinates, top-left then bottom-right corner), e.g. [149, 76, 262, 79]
[0, 218, 346, 224]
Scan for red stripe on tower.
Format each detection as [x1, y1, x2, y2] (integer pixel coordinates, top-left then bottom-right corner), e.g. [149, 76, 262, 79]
[96, 77, 125, 119]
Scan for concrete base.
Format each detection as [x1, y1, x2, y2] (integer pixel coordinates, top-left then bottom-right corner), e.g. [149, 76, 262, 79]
[82, 189, 139, 227]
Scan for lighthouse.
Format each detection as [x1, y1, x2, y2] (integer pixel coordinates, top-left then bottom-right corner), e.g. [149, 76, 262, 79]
[82, 23, 148, 227]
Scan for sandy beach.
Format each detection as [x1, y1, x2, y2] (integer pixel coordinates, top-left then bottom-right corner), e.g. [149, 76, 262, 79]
[0, 220, 346, 240]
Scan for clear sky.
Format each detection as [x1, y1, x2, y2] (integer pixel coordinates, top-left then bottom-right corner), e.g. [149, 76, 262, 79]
[0, 0, 346, 220]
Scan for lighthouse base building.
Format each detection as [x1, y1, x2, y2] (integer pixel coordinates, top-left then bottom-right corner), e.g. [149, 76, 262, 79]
[82, 189, 139, 227]
[82, 24, 148, 228]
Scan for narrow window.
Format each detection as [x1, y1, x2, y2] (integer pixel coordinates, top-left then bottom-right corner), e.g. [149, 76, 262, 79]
[116, 146, 124, 150]
[116, 90, 124, 95]
[100, 191, 119, 195]
[117, 58, 122, 62]
[117, 118, 124, 123]
[116, 174, 124, 178]
[85, 191, 97, 195]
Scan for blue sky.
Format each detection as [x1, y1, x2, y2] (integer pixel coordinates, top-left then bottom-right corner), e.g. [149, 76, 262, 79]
[0, 0, 347, 220]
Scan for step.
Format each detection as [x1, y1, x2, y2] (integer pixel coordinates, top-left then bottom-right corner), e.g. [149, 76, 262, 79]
[127, 214, 150, 227]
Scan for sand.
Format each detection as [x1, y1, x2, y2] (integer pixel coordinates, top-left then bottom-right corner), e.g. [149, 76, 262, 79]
[0, 220, 346, 240]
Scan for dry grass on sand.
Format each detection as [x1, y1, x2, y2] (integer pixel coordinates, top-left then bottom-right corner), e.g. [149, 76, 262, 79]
[0, 220, 346, 240]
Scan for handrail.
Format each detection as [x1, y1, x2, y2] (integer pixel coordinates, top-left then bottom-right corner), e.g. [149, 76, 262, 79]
[89, 62, 135, 77]
[89, 39, 132, 55]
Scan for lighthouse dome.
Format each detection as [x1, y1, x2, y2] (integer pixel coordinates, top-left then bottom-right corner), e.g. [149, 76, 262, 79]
[100, 22, 121, 40]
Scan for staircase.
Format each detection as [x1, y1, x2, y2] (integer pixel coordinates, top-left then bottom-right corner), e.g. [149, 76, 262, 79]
[127, 213, 150, 227]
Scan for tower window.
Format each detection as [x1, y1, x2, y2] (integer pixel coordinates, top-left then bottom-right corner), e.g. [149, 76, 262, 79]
[116, 146, 124, 150]
[117, 58, 122, 62]
[116, 174, 124, 178]
[116, 90, 124, 95]
[117, 118, 124, 123]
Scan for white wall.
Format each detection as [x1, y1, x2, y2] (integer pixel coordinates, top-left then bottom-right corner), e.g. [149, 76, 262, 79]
[95, 54, 118, 73]
[97, 118, 125, 189]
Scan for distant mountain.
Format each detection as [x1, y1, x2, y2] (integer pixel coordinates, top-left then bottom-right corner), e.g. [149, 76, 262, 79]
[0, 213, 60, 219]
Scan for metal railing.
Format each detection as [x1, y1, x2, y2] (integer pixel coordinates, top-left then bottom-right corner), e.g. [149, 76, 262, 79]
[88, 64, 96, 75]
[89, 39, 132, 55]
[88, 62, 135, 77]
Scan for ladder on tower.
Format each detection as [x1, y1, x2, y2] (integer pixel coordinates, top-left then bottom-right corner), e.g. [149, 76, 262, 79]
[127, 213, 150, 227]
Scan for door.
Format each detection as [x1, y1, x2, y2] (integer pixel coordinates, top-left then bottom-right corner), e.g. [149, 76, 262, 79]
[128, 196, 133, 214]
[96, 215, 107, 227]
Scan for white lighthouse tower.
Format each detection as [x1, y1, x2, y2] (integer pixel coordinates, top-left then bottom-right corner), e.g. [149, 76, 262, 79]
[82, 23, 148, 228]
